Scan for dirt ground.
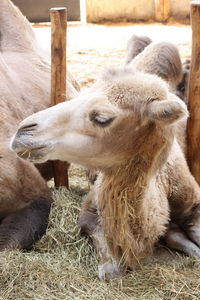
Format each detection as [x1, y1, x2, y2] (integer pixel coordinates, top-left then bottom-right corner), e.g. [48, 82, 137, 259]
[33, 21, 191, 89]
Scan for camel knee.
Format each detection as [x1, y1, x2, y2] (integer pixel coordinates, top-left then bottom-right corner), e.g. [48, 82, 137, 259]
[0, 196, 51, 250]
[182, 204, 200, 247]
[185, 225, 200, 247]
[79, 188, 98, 236]
[78, 210, 98, 236]
[165, 225, 186, 250]
[165, 224, 200, 258]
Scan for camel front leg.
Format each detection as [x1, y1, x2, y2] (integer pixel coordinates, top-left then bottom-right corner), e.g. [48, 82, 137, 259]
[79, 189, 122, 280]
[183, 206, 200, 248]
[92, 225, 122, 280]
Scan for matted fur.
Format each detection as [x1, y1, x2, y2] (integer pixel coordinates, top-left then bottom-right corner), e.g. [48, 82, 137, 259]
[97, 123, 172, 266]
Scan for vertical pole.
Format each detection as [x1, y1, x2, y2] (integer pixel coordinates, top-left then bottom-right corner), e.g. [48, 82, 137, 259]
[154, 0, 171, 22]
[155, 0, 163, 21]
[187, 1, 200, 185]
[163, 0, 170, 20]
[80, 0, 87, 24]
[50, 7, 69, 188]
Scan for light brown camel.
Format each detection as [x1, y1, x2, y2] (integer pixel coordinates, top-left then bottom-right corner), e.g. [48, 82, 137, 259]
[11, 40, 200, 280]
[125, 34, 189, 103]
[125, 34, 152, 64]
[0, 0, 78, 250]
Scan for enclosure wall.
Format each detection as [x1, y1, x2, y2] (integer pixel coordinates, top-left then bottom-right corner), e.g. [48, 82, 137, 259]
[86, 0, 190, 22]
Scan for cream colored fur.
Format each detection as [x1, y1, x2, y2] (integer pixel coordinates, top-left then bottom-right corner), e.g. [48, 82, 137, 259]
[11, 37, 200, 279]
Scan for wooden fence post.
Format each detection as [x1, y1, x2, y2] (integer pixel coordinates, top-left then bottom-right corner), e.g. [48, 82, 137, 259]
[50, 7, 69, 188]
[154, 0, 171, 22]
[187, 1, 200, 185]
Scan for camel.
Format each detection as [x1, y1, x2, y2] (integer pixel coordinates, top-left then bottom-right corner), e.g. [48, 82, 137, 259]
[176, 59, 190, 103]
[87, 35, 187, 185]
[0, 0, 79, 250]
[125, 34, 152, 64]
[126, 34, 189, 103]
[11, 39, 200, 280]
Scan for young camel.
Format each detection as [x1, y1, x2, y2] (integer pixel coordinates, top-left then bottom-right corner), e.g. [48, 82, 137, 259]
[11, 42, 200, 280]
[87, 35, 186, 185]
[0, 0, 78, 250]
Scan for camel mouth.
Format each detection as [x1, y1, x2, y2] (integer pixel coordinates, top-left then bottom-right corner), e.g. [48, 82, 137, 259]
[16, 146, 49, 163]
[17, 146, 45, 157]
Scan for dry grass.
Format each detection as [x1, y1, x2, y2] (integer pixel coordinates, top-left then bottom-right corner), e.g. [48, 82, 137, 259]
[1, 22, 198, 300]
[0, 165, 200, 300]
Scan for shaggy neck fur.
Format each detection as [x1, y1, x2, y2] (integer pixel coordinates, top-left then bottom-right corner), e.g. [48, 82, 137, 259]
[98, 123, 173, 267]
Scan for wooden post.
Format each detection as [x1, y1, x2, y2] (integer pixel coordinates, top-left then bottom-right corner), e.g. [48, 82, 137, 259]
[187, 1, 200, 185]
[50, 7, 69, 188]
[163, 0, 170, 20]
[154, 0, 171, 22]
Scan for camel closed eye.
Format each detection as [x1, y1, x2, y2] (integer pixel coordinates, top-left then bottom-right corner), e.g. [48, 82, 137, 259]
[89, 111, 115, 127]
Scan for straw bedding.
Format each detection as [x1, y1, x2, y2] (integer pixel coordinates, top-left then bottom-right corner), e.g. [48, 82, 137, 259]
[1, 165, 200, 300]
[1, 22, 198, 300]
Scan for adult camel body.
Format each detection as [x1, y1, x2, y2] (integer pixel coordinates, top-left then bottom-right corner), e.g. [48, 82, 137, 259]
[0, 0, 78, 250]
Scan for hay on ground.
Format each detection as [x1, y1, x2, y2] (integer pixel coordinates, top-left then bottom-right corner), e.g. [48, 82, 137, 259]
[0, 165, 200, 300]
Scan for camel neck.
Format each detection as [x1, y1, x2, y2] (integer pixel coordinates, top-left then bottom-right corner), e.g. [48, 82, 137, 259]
[103, 123, 173, 190]
[98, 124, 173, 266]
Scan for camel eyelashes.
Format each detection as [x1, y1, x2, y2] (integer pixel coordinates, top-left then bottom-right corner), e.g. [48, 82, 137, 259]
[89, 111, 115, 127]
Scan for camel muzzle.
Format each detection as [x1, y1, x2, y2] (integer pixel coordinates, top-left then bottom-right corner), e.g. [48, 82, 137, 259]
[11, 123, 48, 161]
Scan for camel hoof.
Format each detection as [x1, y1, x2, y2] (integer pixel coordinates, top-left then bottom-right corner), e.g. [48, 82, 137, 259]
[98, 261, 121, 280]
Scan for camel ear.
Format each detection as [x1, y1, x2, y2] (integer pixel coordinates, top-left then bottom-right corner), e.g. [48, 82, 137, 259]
[147, 95, 188, 125]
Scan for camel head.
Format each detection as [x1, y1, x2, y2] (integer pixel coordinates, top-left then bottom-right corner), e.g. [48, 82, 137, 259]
[11, 68, 188, 169]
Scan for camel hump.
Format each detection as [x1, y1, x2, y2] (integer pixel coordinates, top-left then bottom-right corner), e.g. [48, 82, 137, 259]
[0, 0, 37, 52]
[129, 41, 182, 89]
[125, 34, 152, 64]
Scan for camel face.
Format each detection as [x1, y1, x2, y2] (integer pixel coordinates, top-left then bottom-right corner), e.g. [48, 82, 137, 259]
[12, 92, 128, 167]
[11, 69, 187, 169]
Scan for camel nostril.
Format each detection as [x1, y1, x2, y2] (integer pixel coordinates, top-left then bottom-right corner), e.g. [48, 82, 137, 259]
[18, 123, 37, 132]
